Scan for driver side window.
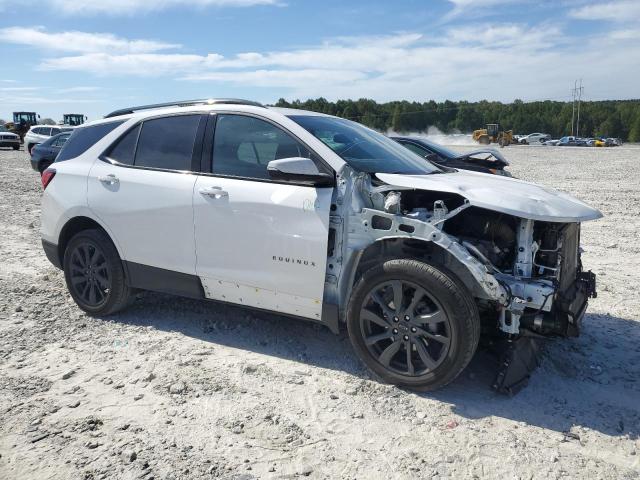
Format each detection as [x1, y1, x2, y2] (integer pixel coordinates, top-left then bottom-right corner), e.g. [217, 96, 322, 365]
[212, 114, 312, 180]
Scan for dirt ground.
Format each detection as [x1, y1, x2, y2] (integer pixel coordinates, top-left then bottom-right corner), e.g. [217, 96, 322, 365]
[0, 144, 639, 480]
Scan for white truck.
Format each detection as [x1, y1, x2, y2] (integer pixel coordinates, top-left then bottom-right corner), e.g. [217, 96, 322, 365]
[40, 99, 601, 392]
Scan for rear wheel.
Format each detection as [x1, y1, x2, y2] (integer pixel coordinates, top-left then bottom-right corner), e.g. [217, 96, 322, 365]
[63, 229, 132, 316]
[347, 259, 480, 391]
[28, 144, 35, 155]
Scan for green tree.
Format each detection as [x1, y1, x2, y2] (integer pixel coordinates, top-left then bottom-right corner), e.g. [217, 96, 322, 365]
[629, 113, 640, 142]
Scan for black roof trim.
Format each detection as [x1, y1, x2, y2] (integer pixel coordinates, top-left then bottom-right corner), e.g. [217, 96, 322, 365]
[104, 98, 265, 119]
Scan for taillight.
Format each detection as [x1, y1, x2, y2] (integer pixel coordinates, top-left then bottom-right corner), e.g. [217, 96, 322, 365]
[41, 168, 56, 190]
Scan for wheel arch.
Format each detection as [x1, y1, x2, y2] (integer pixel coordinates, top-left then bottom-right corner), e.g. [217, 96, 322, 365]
[56, 215, 122, 268]
[346, 237, 489, 310]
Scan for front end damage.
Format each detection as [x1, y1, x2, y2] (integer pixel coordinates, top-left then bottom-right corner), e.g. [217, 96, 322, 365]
[325, 169, 601, 394]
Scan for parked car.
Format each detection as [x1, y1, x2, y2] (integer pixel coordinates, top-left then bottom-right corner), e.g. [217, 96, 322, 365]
[543, 139, 560, 146]
[39, 99, 601, 392]
[605, 138, 622, 147]
[0, 125, 20, 150]
[30, 132, 72, 173]
[586, 138, 606, 147]
[520, 133, 551, 145]
[24, 125, 73, 154]
[558, 136, 587, 147]
[390, 136, 511, 176]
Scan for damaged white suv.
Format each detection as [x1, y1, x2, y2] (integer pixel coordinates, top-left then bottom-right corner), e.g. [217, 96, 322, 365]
[40, 99, 601, 392]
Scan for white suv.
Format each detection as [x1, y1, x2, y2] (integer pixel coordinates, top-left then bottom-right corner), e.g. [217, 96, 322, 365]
[40, 99, 601, 392]
[25, 125, 73, 154]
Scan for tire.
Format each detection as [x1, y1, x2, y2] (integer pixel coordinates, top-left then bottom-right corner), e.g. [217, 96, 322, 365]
[28, 144, 35, 155]
[63, 229, 132, 316]
[12, 145, 19, 151]
[347, 259, 480, 391]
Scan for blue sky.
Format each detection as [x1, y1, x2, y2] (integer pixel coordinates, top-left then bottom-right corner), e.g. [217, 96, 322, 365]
[1, 0, 639, 122]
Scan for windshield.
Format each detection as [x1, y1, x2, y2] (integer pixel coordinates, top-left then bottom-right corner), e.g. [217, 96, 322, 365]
[289, 115, 442, 174]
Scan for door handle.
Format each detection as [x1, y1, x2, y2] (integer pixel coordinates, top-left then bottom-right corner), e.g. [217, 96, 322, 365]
[98, 174, 119, 185]
[199, 186, 228, 199]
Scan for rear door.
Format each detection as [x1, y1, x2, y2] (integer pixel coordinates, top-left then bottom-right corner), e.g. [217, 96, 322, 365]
[88, 114, 206, 279]
[193, 113, 333, 320]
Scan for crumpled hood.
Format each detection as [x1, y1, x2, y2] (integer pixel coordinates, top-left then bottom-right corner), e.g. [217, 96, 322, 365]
[376, 170, 603, 223]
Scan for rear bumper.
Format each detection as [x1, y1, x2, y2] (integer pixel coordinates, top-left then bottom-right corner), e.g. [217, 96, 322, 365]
[42, 240, 62, 269]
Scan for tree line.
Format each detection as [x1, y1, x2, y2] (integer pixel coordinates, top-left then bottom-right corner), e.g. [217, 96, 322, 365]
[274, 98, 640, 141]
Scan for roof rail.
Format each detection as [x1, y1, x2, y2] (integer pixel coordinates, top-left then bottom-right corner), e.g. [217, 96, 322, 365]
[104, 98, 265, 119]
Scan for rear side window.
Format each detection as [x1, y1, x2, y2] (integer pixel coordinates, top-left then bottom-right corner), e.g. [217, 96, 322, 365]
[107, 124, 140, 165]
[134, 115, 200, 171]
[57, 121, 124, 162]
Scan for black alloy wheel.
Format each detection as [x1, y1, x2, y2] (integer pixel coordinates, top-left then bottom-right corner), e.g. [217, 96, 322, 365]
[359, 280, 451, 376]
[347, 259, 480, 391]
[63, 229, 132, 316]
[68, 241, 111, 308]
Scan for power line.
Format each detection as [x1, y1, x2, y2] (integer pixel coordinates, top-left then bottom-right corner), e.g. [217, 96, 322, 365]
[576, 79, 584, 137]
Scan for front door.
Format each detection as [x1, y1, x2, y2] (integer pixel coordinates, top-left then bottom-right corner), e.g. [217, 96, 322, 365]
[193, 113, 333, 320]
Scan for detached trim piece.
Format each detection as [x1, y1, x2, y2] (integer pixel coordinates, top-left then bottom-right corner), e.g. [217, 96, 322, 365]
[123, 261, 205, 299]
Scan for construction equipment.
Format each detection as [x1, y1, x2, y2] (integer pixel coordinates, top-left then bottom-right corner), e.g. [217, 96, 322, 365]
[62, 114, 87, 126]
[473, 123, 514, 146]
[6, 112, 39, 143]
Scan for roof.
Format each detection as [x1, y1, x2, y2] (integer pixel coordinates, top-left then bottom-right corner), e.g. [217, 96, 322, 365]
[104, 98, 265, 119]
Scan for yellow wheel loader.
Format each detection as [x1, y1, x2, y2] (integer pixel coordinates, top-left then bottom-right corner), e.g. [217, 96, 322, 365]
[473, 123, 513, 146]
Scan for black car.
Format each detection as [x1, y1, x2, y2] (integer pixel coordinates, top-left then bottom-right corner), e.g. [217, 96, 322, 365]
[390, 136, 511, 176]
[30, 132, 71, 173]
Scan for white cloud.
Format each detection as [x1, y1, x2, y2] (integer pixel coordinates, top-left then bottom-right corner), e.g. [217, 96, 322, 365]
[0, 86, 41, 92]
[444, 0, 529, 19]
[569, 0, 640, 22]
[0, 27, 179, 53]
[7, 22, 640, 102]
[55, 86, 101, 93]
[40, 53, 224, 76]
[44, 0, 282, 15]
[182, 69, 368, 87]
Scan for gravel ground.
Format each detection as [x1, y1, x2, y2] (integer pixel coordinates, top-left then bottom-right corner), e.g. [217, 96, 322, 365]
[0, 145, 639, 479]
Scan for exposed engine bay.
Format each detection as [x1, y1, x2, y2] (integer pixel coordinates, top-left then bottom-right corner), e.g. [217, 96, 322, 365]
[325, 170, 599, 394]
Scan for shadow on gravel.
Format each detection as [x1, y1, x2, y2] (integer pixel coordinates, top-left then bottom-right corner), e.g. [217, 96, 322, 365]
[105, 294, 640, 439]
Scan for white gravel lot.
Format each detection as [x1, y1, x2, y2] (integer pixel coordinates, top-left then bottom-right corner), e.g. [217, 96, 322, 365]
[0, 144, 639, 479]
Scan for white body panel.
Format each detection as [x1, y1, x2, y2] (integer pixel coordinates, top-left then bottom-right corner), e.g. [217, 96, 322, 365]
[376, 170, 602, 223]
[87, 161, 197, 274]
[193, 175, 332, 320]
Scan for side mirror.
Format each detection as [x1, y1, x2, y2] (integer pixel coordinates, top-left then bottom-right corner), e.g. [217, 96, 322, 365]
[267, 157, 334, 186]
[425, 153, 440, 163]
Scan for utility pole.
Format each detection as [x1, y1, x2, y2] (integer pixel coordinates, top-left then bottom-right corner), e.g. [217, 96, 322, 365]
[571, 80, 577, 136]
[576, 78, 584, 138]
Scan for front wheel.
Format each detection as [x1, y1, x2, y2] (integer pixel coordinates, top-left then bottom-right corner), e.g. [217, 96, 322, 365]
[63, 229, 132, 316]
[12, 145, 19, 151]
[347, 259, 480, 391]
